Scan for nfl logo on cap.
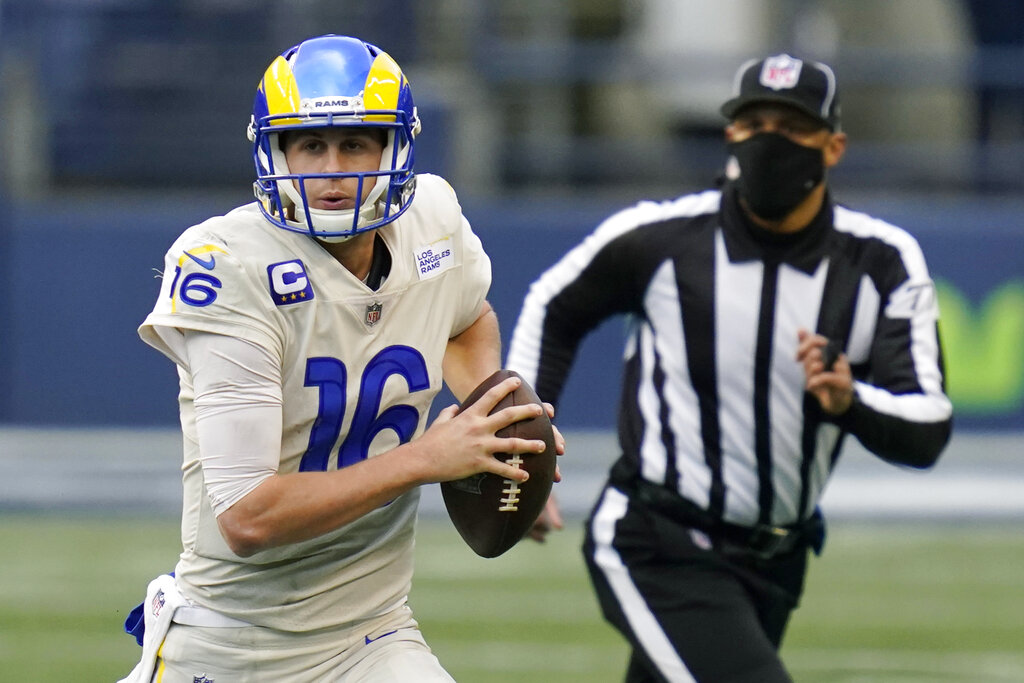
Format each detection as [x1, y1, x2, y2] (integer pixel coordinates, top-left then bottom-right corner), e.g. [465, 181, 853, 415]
[720, 52, 841, 131]
[760, 55, 802, 91]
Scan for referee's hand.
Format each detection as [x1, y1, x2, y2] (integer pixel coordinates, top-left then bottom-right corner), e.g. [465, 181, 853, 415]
[796, 329, 854, 415]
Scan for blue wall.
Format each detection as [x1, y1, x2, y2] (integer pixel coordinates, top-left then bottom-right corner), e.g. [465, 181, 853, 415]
[1, 192, 1021, 430]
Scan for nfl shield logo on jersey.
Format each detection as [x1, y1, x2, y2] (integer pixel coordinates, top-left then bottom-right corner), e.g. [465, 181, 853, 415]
[365, 302, 383, 327]
[759, 54, 802, 90]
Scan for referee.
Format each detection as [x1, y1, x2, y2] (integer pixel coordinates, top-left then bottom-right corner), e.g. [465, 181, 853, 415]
[508, 54, 952, 682]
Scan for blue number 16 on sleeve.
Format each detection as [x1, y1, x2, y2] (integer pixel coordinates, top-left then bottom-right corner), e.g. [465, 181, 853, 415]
[169, 266, 222, 309]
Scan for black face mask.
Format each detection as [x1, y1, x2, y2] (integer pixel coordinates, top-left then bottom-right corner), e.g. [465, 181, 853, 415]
[727, 133, 825, 220]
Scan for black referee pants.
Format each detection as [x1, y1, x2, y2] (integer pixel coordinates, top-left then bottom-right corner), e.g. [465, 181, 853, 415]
[583, 486, 809, 683]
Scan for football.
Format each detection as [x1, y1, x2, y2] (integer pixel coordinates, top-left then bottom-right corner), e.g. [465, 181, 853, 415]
[440, 369, 557, 558]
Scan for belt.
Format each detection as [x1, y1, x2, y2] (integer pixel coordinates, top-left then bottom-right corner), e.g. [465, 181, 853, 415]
[623, 478, 823, 560]
[173, 605, 251, 628]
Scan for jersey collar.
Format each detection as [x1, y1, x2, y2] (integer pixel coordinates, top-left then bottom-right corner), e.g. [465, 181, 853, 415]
[719, 182, 835, 274]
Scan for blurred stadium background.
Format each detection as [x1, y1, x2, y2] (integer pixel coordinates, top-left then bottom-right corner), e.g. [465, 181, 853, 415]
[1, 1, 1022, 681]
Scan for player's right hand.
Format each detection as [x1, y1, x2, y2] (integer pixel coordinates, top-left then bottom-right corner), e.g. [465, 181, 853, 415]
[416, 376, 545, 484]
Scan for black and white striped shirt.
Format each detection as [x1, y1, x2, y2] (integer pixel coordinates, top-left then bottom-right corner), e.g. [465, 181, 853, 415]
[507, 183, 952, 527]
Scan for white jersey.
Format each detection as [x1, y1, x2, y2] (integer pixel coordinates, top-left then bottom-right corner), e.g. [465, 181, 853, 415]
[139, 174, 490, 632]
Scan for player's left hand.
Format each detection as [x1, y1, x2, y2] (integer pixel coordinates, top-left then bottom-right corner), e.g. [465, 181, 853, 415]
[796, 329, 854, 415]
[543, 402, 566, 462]
[545, 403, 564, 487]
[528, 402, 565, 543]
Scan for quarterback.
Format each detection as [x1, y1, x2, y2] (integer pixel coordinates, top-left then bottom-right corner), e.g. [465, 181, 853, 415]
[119, 35, 551, 682]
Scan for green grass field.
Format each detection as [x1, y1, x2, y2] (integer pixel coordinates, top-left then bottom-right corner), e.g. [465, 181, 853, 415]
[1, 513, 1021, 682]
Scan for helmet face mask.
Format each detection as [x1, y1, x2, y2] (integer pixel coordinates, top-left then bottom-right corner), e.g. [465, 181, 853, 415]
[249, 35, 420, 240]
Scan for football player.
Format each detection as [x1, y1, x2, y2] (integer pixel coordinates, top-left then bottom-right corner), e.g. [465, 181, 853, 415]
[119, 34, 556, 682]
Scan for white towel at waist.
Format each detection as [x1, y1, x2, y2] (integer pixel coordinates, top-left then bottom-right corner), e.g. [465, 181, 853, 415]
[116, 574, 188, 683]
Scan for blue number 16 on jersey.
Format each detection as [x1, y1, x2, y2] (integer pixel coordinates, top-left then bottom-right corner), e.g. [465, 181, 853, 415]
[299, 345, 431, 472]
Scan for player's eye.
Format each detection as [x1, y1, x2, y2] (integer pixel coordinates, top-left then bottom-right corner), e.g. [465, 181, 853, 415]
[345, 135, 380, 152]
[289, 136, 322, 154]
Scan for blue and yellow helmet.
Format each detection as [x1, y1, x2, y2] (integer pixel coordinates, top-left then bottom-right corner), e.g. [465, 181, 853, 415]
[248, 35, 420, 240]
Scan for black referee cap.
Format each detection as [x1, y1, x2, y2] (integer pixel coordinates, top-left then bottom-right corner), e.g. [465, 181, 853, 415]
[720, 54, 841, 130]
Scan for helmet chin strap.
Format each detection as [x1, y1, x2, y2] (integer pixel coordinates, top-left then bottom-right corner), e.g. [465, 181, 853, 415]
[300, 203, 382, 243]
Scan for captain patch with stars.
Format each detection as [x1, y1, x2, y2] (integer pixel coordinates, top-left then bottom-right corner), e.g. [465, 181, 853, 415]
[268, 259, 315, 306]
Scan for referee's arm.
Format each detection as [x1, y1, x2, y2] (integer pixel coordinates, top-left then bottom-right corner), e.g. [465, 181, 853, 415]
[508, 227, 645, 406]
[838, 278, 953, 468]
